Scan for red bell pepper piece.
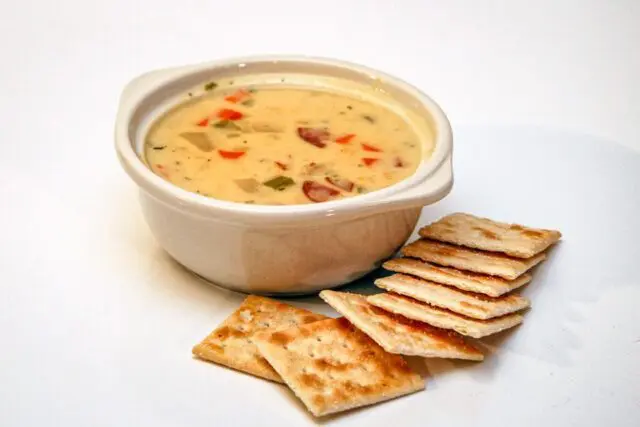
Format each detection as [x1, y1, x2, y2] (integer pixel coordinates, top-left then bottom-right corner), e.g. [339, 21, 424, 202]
[217, 109, 244, 120]
[361, 143, 382, 152]
[218, 150, 246, 159]
[335, 134, 356, 144]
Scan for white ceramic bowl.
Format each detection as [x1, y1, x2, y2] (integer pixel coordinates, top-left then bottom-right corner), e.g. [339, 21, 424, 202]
[115, 56, 453, 295]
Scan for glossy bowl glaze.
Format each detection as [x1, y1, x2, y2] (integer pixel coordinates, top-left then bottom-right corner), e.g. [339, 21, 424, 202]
[115, 56, 453, 294]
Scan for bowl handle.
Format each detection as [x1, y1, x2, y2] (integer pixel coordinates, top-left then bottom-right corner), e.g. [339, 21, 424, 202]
[375, 155, 453, 210]
[118, 68, 180, 109]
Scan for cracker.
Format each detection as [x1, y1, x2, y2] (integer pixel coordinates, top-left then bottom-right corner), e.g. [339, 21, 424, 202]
[383, 257, 531, 297]
[375, 274, 530, 320]
[254, 317, 424, 417]
[319, 290, 483, 361]
[368, 293, 523, 338]
[192, 296, 327, 382]
[402, 239, 545, 280]
[419, 212, 561, 258]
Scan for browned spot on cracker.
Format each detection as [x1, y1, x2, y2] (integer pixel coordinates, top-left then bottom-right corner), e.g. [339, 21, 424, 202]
[312, 394, 326, 408]
[313, 358, 350, 373]
[522, 229, 545, 239]
[432, 244, 458, 256]
[303, 314, 323, 323]
[215, 326, 244, 340]
[299, 373, 325, 390]
[205, 344, 225, 353]
[332, 388, 348, 402]
[342, 380, 374, 396]
[269, 331, 293, 347]
[474, 226, 499, 240]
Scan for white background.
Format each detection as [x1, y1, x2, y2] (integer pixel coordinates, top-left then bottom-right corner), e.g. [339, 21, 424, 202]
[1, 1, 639, 426]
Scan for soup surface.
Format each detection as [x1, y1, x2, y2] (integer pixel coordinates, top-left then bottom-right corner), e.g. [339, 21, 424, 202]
[145, 82, 423, 205]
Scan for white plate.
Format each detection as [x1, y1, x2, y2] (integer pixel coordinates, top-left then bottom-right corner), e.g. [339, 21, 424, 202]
[1, 126, 639, 426]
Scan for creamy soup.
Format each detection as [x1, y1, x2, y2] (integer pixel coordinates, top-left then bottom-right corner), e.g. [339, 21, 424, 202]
[144, 81, 423, 205]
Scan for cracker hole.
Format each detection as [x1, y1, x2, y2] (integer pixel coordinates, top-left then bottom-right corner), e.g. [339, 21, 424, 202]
[316, 337, 322, 343]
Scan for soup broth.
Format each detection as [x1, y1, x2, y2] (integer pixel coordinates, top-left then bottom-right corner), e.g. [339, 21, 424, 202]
[145, 83, 423, 205]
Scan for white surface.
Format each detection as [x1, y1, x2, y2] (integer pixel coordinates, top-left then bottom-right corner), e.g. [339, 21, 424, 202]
[1, 1, 639, 426]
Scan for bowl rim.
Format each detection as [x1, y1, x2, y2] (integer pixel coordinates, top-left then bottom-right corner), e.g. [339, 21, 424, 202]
[115, 55, 452, 223]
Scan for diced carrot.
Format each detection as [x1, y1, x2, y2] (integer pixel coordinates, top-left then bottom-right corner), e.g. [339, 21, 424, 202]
[362, 158, 379, 166]
[335, 134, 356, 144]
[218, 150, 246, 159]
[224, 89, 250, 103]
[217, 109, 244, 120]
[361, 143, 382, 152]
[196, 117, 209, 127]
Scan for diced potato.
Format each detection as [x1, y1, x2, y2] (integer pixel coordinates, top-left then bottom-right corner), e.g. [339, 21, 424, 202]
[234, 178, 260, 193]
[179, 132, 214, 152]
[251, 121, 284, 133]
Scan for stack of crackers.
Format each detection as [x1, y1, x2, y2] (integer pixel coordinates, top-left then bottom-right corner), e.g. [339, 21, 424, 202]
[372, 213, 561, 339]
[191, 213, 561, 417]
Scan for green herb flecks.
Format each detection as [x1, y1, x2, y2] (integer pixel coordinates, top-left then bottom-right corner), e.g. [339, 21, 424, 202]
[362, 114, 376, 123]
[226, 133, 242, 138]
[152, 145, 167, 150]
[347, 105, 353, 110]
[241, 99, 255, 107]
[263, 176, 295, 191]
[204, 82, 218, 91]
